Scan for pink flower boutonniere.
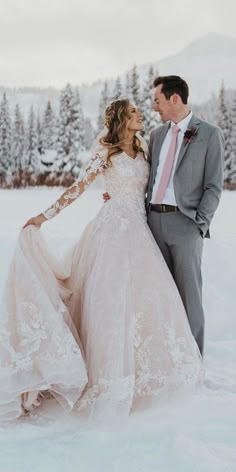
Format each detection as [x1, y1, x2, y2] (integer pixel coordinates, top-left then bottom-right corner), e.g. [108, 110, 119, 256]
[184, 127, 198, 145]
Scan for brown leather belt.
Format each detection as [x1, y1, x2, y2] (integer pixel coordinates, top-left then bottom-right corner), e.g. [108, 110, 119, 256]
[149, 203, 180, 213]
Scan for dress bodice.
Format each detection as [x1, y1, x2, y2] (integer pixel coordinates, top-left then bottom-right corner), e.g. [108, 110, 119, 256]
[43, 149, 149, 221]
[100, 152, 149, 223]
[105, 152, 149, 199]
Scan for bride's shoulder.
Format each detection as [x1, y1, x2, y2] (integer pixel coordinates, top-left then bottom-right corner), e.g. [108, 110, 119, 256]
[93, 145, 109, 167]
[88, 142, 108, 162]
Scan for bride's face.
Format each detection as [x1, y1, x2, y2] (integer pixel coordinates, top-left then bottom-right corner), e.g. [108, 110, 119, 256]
[126, 103, 144, 132]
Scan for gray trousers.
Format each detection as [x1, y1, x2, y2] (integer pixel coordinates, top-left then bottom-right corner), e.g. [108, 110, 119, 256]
[147, 210, 204, 355]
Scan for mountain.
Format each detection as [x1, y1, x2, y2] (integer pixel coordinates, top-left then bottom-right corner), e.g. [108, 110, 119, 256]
[149, 32, 236, 103]
[80, 32, 236, 122]
[1, 32, 236, 124]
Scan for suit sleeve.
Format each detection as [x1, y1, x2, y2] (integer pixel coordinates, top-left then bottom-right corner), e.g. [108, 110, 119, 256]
[196, 127, 224, 236]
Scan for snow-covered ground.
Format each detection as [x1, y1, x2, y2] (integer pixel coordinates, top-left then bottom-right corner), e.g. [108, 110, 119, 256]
[0, 188, 235, 472]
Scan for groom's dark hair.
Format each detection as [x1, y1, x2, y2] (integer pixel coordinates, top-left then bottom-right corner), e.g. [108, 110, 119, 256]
[153, 75, 189, 104]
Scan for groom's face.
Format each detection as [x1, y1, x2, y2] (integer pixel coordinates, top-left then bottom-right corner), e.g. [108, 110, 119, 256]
[154, 85, 173, 122]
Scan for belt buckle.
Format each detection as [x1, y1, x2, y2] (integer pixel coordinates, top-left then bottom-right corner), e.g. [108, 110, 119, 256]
[162, 205, 166, 213]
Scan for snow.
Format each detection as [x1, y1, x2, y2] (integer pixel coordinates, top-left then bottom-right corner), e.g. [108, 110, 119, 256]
[0, 188, 235, 472]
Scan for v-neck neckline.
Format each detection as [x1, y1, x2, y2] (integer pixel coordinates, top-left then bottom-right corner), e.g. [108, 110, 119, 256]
[122, 151, 138, 161]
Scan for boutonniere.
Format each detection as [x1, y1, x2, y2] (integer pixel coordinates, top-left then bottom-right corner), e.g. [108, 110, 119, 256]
[183, 127, 198, 145]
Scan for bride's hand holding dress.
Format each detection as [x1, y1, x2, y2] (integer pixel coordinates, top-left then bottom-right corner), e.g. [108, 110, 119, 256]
[23, 214, 46, 229]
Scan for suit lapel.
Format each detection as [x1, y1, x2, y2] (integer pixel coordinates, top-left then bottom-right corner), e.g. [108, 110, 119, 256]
[175, 114, 201, 172]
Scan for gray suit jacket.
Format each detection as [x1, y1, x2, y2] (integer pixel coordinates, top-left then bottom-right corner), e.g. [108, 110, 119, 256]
[146, 114, 225, 238]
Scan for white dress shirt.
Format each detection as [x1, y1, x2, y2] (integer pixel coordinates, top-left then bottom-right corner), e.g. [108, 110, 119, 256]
[151, 111, 193, 205]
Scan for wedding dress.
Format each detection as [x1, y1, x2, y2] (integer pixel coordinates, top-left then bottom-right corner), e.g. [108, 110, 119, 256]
[0, 145, 202, 422]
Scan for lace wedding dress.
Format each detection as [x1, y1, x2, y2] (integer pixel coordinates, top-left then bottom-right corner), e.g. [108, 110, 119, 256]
[0, 146, 202, 422]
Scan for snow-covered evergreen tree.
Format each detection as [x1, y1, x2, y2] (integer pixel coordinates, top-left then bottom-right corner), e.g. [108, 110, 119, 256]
[54, 83, 84, 176]
[36, 114, 44, 155]
[73, 89, 85, 153]
[0, 93, 12, 176]
[54, 115, 60, 150]
[111, 76, 123, 101]
[11, 104, 25, 175]
[66, 88, 84, 174]
[141, 65, 160, 140]
[217, 82, 232, 181]
[130, 65, 141, 108]
[42, 100, 56, 150]
[97, 81, 109, 132]
[26, 106, 40, 173]
[56, 83, 74, 172]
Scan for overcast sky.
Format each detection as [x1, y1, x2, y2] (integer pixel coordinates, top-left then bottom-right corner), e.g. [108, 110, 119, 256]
[0, 0, 235, 88]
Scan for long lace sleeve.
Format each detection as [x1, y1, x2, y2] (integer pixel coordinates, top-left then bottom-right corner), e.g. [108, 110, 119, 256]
[43, 151, 107, 220]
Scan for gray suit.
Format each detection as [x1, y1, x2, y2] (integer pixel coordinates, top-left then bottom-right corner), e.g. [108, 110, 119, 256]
[146, 114, 224, 355]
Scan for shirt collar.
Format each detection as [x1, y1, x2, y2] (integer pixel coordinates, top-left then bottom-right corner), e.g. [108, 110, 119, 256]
[170, 110, 193, 133]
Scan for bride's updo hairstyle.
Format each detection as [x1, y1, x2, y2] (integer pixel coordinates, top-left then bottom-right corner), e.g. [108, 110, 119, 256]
[99, 98, 145, 165]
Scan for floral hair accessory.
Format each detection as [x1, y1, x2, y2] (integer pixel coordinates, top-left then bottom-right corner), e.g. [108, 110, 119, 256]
[184, 127, 198, 145]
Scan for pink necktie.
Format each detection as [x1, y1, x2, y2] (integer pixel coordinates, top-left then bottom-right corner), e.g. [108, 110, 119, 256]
[154, 124, 180, 204]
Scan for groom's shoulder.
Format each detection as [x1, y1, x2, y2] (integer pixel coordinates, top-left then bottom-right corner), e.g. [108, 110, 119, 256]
[194, 115, 222, 137]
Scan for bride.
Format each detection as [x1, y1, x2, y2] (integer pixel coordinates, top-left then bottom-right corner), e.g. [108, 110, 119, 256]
[0, 98, 202, 422]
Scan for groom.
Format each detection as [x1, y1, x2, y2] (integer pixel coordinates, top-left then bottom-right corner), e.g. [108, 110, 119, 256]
[146, 75, 224, 356]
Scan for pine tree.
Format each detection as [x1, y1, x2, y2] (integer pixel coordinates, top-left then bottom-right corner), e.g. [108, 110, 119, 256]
[73, 89, 85, 153]
[97, 81, 109, 132]
[42, 100, 56, 150]
[68, 88, 84, 175]
[228, 91, 236, 184]
[55, 83, 74, 173]
[130, 65, 141, 108]
[111, 76, 123, 101]
[36, 114, 44, 155]
[11, 104, 25, 175]
[54, 116, 60, 151]
[26, 106, 40, 174]
[217, 82, 231, 181]
[54, 83, 84, 176]
[141, 65, 160, 140]
[0, 93, 12, 176]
